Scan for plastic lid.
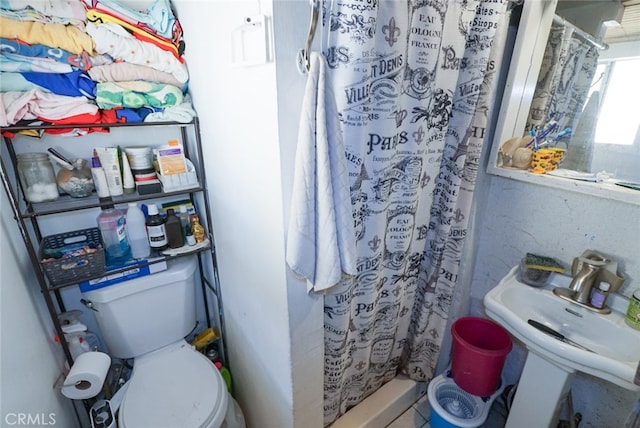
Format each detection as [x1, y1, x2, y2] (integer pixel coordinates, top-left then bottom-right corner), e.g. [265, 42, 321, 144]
[599, 282, 611, 292]
[120, 343, 227, 428]
[147, 204, 159, 215]
[99, 197, 115, 210]
[179, 205, 187, 213]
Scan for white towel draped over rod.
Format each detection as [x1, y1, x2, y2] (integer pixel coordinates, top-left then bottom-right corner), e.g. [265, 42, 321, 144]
[296, 0, 320, 75]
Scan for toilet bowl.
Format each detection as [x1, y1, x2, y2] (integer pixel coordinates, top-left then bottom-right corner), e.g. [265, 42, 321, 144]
[82, 256, 241, 428]
[118, 340, 228, 428]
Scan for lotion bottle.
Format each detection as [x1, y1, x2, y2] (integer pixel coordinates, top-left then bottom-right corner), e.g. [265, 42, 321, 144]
[91, 151, 110, 198]
[120, 146, 136, 194]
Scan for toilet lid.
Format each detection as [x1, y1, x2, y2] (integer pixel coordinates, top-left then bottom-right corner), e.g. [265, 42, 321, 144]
[120, 342, 228, 428]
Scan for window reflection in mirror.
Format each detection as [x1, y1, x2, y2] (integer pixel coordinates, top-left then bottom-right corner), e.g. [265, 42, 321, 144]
[589, 43, 640, 181]
[592, 58, 640, 145]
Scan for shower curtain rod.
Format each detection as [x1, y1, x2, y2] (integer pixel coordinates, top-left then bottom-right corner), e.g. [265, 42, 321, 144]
[553, 15, 609, 50]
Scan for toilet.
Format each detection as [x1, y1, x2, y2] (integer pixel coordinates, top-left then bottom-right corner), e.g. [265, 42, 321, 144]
[82, 255, 241, 428]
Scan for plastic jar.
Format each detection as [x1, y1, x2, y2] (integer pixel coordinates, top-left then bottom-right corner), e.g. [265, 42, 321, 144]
[17, 153, 59, 203]
[56, 159, 95, 198]
[625, 290, 640, 330]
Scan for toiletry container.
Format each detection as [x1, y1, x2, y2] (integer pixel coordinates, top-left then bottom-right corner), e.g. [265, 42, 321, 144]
[17, 153, 59, 203]
[125, 203, 150, 259]
[165, 208, 183, 249]
[590, 281, 610, 309]
[146, 204, 168, 251]
[91, 152, 110, 198]
[626, 290, 640, 330]
[191, 214, 205, 243]
[81, 256, 245, 428]
[178, 205, 191, 243]
[97, 200, 132, 267]
[56, 158, 95, 198]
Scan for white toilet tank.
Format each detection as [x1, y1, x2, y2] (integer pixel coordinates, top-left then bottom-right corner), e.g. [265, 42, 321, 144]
[82, 256, 198, 359]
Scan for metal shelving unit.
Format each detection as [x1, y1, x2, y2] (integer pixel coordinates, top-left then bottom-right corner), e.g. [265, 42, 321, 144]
[0, 118, 227, 370]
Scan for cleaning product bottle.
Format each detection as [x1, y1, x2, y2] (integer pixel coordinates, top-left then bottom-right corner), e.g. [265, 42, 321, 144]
[97, 198, 132, 267]
[126, 202, 150, 258]
[146, 203, 168, 251]
[165, 208, 183, 249]
[58, 311, 101, 352]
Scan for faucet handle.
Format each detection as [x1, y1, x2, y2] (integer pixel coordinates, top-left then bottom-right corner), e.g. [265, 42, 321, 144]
[599, 269, 624, 294]
[572, 252, 611, 276]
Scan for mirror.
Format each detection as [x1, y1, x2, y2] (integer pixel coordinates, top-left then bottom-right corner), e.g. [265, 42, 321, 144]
[487, 0, 640, 203]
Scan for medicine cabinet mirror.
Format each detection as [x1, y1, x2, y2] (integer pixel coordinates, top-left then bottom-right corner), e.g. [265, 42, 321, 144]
[487, 0, 640, 205]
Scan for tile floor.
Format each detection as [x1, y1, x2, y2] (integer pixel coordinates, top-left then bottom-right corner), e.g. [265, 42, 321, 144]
[386, 391, 509, 428]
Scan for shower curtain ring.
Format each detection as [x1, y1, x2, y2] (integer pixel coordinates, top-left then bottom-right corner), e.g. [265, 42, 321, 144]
[297, 0, 320, 75]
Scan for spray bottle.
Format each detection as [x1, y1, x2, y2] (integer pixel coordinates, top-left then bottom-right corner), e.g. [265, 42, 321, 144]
[56, 311, 101, 359]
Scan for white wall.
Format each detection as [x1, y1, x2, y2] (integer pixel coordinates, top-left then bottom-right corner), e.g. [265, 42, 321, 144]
[1, 190, 80, 427]
[172, 1, 320, 427]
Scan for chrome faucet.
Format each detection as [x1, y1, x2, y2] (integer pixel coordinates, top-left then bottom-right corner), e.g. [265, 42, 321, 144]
[553, 250, 624, 314]
[568, 253, 610, 304]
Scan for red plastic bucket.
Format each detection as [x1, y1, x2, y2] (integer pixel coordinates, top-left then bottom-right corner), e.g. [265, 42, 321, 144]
[450, 317, 512, 397]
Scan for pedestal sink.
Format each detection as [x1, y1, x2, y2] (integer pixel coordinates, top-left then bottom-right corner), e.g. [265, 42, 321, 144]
[484, 266, 640, 428]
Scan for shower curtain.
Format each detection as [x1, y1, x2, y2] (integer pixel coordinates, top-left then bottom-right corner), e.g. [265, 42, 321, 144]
[525, 21, 600, 137]
[320, 0, 509, 424]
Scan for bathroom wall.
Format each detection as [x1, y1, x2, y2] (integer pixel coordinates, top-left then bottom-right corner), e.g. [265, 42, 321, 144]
[2, 2, 637, 428]
[173, 1, 320, 427]
[468, 173, 640, 426]
[0, 190, 81, 427]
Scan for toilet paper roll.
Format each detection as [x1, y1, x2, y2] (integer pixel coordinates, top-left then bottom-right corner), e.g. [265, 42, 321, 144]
[61, 352, 111, 400]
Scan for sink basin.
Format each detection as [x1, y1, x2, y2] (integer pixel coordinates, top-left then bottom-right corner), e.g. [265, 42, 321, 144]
[484, 266, 640, 390]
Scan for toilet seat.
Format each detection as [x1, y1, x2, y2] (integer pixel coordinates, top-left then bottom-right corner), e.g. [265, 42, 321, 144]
[119, 340, 228, 428]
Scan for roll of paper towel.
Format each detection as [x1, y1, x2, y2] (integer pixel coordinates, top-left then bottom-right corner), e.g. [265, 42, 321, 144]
[61, 352, 111, 399]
